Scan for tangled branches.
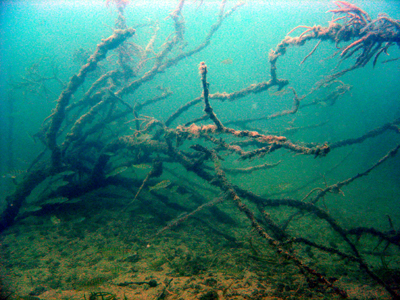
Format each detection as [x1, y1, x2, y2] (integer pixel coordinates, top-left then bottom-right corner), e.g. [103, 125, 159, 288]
[272, 0, 400, 86]
[1, 1, 400, 299]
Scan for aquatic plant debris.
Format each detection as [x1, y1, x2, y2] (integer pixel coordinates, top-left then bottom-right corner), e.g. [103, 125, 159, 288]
[0, 0, 400, 299]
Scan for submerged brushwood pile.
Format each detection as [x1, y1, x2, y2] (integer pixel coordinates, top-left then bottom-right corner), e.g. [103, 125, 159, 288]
[1, 0, 400, 299]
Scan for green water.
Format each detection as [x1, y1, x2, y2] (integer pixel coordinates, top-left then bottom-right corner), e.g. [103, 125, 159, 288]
[0, 0, 400, 299]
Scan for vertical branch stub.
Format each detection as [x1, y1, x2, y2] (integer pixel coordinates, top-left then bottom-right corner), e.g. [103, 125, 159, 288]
[199, 62, 224, 131]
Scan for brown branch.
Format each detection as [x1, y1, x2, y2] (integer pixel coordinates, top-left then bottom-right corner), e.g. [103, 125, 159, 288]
[225, 87, 301, 127]
[165, 78, 289, 127]
[121, 161, 163, 213]
[312, 144, 400, 205]
[199, 62, 224, 131]
[193, 145, 348, 298]
[154, 197, 224, 238]
[0, 168, 52, 233]
[117, 1, 244, 99]
[300, 40, 322, 64]
[224, 161, 281, 174]
[330, 117, 400, 149]
[46, 28, 135, 167]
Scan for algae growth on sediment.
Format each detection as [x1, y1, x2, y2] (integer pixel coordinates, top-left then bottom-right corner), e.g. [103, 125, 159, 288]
[0, 0, 400, 299]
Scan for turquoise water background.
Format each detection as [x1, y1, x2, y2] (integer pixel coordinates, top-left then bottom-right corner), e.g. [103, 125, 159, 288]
[1, 0, 400, 231]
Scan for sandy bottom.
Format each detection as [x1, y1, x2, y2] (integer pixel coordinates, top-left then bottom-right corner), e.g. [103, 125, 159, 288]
[0, 186, 397, 300]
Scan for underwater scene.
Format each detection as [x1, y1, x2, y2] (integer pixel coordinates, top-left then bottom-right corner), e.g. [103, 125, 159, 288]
[1, 0, 400, 299]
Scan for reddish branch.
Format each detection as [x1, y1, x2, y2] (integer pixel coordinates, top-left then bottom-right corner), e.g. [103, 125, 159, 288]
[328, 1, 371, 24]
[171, 64, 327, 159]
[271, 1, 400, 86]
[341, 31, 376, 56]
